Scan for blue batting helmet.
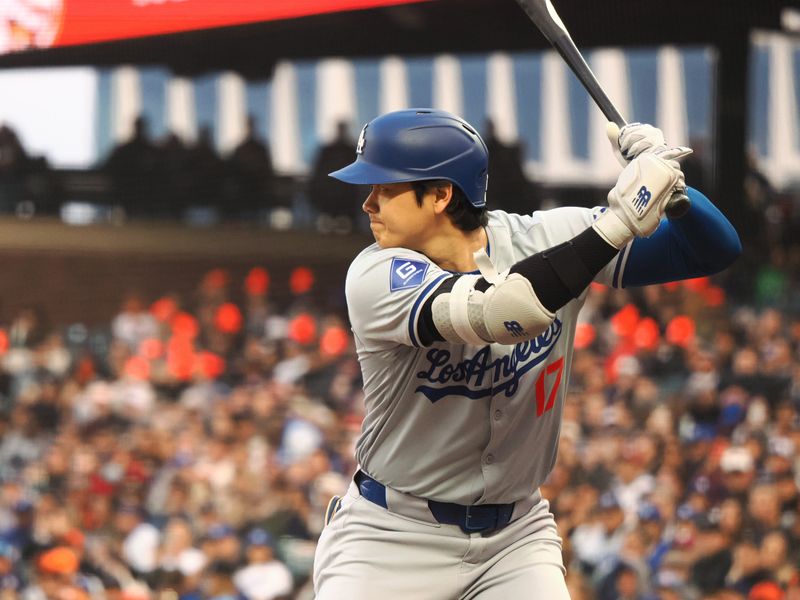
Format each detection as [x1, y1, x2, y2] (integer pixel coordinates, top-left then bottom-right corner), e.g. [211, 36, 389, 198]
[329, 109, 489, 208]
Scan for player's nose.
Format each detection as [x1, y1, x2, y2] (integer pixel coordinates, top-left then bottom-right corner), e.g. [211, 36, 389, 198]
[362, 187, 378, 214]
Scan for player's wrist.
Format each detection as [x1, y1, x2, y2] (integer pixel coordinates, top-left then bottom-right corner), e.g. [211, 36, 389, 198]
[592, 209, 634, 249]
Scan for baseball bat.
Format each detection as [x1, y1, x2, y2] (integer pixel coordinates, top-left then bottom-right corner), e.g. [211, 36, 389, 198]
[513, 0, 691, 218]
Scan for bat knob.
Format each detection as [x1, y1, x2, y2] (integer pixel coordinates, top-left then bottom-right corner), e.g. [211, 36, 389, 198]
[665, 190, 691, 219]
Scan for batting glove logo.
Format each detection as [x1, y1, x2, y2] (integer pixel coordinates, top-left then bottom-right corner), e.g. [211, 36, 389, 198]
[633, 186, 652, 215]
[503, 320, 526, 338]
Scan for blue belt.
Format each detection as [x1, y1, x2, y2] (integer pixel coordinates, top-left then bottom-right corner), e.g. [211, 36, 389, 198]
[355, 470, 516, 534]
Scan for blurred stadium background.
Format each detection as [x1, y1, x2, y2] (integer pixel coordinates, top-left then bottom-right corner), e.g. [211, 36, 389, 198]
[0, 1, 798, 599]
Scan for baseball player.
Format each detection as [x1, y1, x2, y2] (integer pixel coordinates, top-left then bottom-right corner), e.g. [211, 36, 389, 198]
[313, 109, 740, 599]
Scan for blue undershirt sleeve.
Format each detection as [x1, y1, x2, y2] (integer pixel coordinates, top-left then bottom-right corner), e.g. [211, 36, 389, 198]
[621, 187, 742, 287]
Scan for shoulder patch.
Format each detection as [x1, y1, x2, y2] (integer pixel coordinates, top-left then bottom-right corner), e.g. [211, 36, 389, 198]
[389, 257, 429, 291]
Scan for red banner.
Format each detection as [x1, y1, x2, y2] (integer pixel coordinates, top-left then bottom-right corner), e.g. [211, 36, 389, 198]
[0, 0, 428, 54]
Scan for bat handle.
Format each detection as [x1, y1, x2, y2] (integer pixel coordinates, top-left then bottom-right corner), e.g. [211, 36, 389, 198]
[666, 190, 691, 219]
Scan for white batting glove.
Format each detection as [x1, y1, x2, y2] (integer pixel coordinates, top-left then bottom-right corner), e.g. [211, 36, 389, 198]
[593, 151, 685, 248]
[606, 122, 668, 166]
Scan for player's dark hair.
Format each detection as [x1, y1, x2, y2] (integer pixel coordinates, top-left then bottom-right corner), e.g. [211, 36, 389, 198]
[411, 180, 488, 232]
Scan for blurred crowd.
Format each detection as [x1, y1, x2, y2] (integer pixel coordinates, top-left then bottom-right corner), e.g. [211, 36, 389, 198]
[101, 115, 285, 221]
[552, 275, 800, 600]
[0, 265, 363, 599]
[0, 115, 362, 225]
[0, 230, 795, 600]
[0, 115, 538, 229]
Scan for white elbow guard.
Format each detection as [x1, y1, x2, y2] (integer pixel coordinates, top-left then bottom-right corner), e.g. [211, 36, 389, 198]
[481, 273, 556, 344]
[431, 251, 555, 346]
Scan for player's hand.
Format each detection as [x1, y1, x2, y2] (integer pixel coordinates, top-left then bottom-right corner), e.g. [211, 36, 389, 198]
[609, 151, 685, 237]
[606, 122, 672, 166]
[593, 151, 687, 247]
[606, 124, 693, 221]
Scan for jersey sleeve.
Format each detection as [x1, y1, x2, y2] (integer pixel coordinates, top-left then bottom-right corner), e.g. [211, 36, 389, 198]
[621, 187, 741, 286]
[345, 245, 453, 351]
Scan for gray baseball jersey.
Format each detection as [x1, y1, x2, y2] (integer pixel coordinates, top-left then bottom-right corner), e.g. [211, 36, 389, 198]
[346, 206, 629, 505]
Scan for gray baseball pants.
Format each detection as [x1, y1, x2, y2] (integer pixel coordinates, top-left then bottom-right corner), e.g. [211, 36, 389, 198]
[313, 480, 570, 599]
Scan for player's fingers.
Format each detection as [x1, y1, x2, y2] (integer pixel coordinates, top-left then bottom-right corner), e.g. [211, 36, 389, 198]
[606, 121, 619, 150]
[605, 122, 627, 167]
[655, 146, 693, 162]
[626, 138, 656, 158]
[606, 121, 621, 147]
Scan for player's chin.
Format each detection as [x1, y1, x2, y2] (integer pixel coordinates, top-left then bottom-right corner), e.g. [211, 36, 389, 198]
[370, 225, 393, 248]
[375, 238, 398, 249]
[373, 234, 400, 249]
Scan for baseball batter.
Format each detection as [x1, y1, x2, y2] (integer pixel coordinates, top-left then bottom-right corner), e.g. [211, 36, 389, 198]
[313, 109, 740, 599]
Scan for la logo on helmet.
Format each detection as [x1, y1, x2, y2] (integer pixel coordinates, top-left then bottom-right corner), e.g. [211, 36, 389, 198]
[356, 124, 368, 154]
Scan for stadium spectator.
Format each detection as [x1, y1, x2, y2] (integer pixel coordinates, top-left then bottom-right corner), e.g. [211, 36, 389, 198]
[226, 115, 275, 218]
[103, 115, 160, 217]
[157, 131, 194, 216]
[186, 125, 226, 213]
[483, 118, 537, 214]
[0, 124, 30, 178]
[233, 528, 293, 600]
[111, 293, 159, 350]
[0, 123, 52, 214]
[307, 120, 361, 230]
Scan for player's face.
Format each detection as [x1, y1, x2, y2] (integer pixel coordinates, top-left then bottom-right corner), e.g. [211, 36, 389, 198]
[362, 182, 436, 250]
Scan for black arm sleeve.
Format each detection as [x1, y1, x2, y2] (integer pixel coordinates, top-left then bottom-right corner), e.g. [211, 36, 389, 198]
[510, 225, 619, 309]
[416, 226, 619, 346]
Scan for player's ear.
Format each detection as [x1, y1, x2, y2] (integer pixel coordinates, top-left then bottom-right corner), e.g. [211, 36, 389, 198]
[432, 183, 453, 215]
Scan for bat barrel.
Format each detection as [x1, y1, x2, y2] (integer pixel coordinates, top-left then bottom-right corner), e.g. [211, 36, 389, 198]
[513, 0, 690, 218]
